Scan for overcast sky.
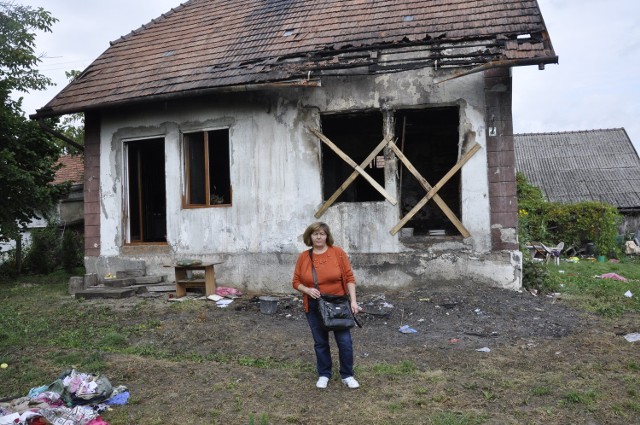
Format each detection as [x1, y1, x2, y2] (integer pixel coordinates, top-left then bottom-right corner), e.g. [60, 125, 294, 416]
[13, 0, 640, 153]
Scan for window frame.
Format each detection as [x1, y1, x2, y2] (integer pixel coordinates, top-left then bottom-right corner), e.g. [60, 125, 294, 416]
[182, 128, 232, 208]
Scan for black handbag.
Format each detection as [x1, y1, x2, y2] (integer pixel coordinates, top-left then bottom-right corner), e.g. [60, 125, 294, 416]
[309, 250, 359, 331]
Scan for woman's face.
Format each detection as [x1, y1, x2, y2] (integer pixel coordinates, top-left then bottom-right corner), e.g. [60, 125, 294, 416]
[311, 229, 328, 249]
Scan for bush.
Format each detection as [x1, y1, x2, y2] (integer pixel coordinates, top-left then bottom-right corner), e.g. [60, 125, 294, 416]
[522, 258, 560, 294]
[517, 173, 622, 258]
[0, 249, 20, 279]
[61, 229, 83, 272]
[23, 224, 61, 274]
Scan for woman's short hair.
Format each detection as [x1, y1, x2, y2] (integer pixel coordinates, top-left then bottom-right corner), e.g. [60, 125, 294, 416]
[303, 222, 334, 247]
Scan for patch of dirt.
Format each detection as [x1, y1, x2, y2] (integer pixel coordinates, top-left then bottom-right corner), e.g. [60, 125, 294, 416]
[123, 280, 592, 359]
[85, 280, 638, 424]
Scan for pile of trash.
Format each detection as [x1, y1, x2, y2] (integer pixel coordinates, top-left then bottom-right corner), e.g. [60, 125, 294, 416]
[0, 369, 129, 425]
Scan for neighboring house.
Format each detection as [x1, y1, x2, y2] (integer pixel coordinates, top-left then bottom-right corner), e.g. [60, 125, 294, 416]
[52, 154, 85, 232]
[31, 0, 557, 291]
[0, 154, 84, 257]
[514, 129, 640, 235]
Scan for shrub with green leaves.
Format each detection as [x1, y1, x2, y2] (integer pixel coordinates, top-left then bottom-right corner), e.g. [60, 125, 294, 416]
[516, 173, 622, 257]
[23, 223, 62, 274]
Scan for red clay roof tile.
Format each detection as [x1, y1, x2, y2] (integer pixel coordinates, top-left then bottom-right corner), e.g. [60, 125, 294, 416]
[53, 155, 84, 185]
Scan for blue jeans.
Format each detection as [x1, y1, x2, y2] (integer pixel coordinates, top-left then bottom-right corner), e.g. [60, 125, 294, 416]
[306, 298, 354, 379]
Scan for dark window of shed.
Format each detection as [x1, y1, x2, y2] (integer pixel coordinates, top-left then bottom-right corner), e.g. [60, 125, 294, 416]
[320, 112, 385, 202]
[184, 129, 231, 207]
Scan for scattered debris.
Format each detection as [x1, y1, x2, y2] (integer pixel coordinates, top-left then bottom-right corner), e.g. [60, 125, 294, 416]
[624, 290, 633, 298]
[476, 347, 491, 352]
[624, 333, 640, 343]
[216, 299, 234, 308]
[0, 369, 128, 425]
[448, 338, 460, 344]
[596, 273, 627, 282]
[216, 287, 243, 297]
[399, 325, 417, 334]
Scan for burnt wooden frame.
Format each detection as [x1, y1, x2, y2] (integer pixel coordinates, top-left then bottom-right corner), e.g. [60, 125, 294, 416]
[309, 127, 480, 237]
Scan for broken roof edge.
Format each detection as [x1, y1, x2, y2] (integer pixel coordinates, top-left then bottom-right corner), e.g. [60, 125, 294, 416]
[30, 77, 323, 120]
[434, 54, 558, 84]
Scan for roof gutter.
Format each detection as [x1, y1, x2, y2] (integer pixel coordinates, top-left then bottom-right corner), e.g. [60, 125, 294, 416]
[433, 55, 559, 84]
[37, 118, 85, 152]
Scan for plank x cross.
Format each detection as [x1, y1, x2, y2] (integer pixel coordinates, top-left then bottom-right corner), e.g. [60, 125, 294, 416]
[389, 142, 481, 236]
[308, 127, 396, 218]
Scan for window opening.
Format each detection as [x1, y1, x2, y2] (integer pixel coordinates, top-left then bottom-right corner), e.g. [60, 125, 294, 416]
[124, 138, 166, 243]
[394, 107, 460, 236]
[320, 112, 385, 203]
[184, 129, 231, 207]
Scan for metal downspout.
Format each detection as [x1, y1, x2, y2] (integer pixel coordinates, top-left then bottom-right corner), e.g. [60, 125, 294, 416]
[37, 117, 85, 152]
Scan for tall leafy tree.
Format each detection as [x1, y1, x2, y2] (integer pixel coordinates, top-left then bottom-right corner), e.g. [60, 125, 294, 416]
[0, 2, 68, 242]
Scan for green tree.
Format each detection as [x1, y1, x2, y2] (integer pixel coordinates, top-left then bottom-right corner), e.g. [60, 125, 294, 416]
[55, 70, 84, 152]
[0, 2, 68, 242]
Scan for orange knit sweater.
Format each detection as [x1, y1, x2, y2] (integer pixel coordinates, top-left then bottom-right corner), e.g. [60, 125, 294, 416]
[292, 246, 355, 312]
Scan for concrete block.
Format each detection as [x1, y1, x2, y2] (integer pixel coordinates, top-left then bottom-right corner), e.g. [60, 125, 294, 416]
[84, 273, 98, 288]
[74, 287, 136, 299]
[68, 276, 85, 295]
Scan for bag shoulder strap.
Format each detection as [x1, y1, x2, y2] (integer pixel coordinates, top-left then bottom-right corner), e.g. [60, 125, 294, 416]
[308, 249, 319, 290]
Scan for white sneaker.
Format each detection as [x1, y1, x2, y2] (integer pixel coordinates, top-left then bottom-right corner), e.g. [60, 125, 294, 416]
[316, 376, 329, 389]
[341, 376, 360, 389]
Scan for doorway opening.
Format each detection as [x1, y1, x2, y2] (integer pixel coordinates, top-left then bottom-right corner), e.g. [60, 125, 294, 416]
[394, 107, 460, 236]
[124, 138, 167, 243]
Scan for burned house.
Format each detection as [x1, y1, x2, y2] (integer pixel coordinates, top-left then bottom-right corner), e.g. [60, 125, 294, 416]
[32, 0, 557, 291]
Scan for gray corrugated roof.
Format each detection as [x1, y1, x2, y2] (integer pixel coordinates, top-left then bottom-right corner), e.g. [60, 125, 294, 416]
[34, 0, 556, 118]
[514, 129, 640, 210]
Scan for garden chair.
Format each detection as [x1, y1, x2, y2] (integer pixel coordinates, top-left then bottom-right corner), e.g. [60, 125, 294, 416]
[541, 242, 564, 265]
[527, 242, 548, 261]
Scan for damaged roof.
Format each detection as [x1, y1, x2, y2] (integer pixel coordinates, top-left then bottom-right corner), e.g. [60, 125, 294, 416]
[34, 0, 557, 118]
[515, 129, 640, 212]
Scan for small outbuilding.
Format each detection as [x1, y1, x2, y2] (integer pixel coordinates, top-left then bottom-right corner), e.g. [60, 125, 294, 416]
[515, 129, 640, 235]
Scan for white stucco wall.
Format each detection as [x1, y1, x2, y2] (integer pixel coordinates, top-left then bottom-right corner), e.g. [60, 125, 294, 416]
[89, 67, 520, 291]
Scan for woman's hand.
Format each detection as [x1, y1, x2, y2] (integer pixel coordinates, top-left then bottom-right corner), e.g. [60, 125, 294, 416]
[350, 300, 360, 314]
[302, 286, 321, 299]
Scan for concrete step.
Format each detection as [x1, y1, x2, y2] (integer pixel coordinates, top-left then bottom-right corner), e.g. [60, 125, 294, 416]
[145, 283, 177, 293]
[104, 278, 136, 288]
[116, 269, 145, 278]
[132, 275, 166, 285]
[75, 286, 137, 299]
[70, 271, 172, 299]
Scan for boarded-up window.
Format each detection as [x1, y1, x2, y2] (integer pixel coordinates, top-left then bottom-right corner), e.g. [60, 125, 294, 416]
[320, 112, 384, 202]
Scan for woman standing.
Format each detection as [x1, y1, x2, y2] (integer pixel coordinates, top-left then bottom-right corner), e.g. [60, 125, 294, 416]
[292, 222, 360, 389]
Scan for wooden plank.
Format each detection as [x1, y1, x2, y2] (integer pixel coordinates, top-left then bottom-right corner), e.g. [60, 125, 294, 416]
[308, 127, 397, 206]
[388, 141, 470, 237]
[315, 135, 393, 218]
[390, 143, 481, 235]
